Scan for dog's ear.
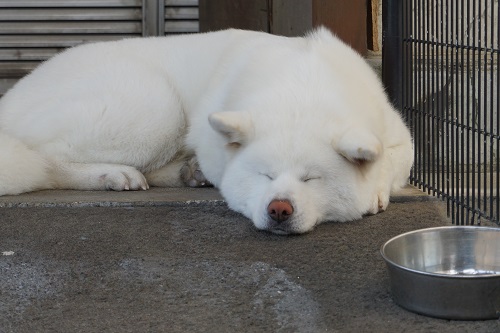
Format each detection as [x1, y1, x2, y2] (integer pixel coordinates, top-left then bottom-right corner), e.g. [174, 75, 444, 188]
[333, 128, 382, 165]
[209, 111, 253, 148]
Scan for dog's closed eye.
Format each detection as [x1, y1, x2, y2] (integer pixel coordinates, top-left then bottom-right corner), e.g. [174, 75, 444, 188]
[259, 172, 274, 181]
[301, 175, 320, 183]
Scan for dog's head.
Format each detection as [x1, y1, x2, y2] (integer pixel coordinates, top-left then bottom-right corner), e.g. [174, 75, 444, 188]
[198, 27, 401, 234]
[208, 111, 382, 234]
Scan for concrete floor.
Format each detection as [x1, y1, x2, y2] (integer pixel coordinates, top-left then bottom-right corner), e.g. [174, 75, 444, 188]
[0, 187, 499, 333]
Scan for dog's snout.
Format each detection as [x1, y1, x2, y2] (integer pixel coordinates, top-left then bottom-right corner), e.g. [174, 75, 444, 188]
[267, 199, 294, 223]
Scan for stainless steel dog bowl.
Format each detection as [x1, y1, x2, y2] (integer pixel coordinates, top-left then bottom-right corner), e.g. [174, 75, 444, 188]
[380, 226, 500, 320]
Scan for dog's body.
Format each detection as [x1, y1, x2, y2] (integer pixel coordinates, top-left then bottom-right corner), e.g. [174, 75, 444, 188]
[0, 28, 413, 234]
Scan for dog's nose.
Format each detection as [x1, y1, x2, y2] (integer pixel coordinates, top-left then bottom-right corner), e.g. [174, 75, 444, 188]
[267, 199, 294, 223]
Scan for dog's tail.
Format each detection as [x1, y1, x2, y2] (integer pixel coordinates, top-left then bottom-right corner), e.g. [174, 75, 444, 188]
[0, 132, 54, 196]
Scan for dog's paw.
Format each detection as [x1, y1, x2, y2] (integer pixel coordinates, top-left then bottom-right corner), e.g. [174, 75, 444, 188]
[100, 167, 149, 191]
[180, 157, 213, 187]
[367, 191, 390, 215]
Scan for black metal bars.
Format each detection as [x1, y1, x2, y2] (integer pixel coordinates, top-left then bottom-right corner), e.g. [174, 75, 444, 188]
[383, 0, 500, 225]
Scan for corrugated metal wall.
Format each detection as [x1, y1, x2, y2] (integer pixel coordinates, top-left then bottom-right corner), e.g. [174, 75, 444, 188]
[0, 0, 199, 94]
[165, 0, 199, 33]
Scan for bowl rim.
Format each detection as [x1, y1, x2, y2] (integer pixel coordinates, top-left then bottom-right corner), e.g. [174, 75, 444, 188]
[380, 226, 500, 279]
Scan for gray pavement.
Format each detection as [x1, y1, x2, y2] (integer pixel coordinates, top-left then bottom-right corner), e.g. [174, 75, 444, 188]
[0, 187, 499, 333]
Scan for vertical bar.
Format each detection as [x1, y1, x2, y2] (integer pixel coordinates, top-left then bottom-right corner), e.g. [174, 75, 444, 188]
[442, 0, 448, 198]
[419, 0, 424, 191]
[409, 0, 414, 135]
[492, 0, 496, 221]
[425, 0, 429, 193]
[460, 0, 466, 224]
[421, 0, 432, 194]
[402, 0, 409, 131]
[421, 0, 427, 192]
[437, 0, 442, 197]
[476, 0, 480, 222]
[382, 0, 404, 110]
[465, 0, 469, 224]
[435, 0, 440, 197]
[449, 0, 456, 223]
[472, 0, 480, 225]
[411, 0, 418, 188]
[158, 0, 166, 36]
[484, 0, 490, 219]
[448, 0, 453, 216]
[415, 0, 422, 189]
[437, 0, 448, 202]
[454, 1, 462, 225]
[496, 0, 499, 223]
[143, 0, 164, 36]
[407, 0, 413, 185]
[469, 0, 475, 224]
[430, 0, 436, 196]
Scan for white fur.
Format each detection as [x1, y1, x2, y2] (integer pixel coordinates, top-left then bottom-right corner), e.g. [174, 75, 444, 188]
[0, 28, 413, 234]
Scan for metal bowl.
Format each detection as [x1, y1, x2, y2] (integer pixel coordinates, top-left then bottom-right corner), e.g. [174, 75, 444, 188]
[380, 226, 500, 320]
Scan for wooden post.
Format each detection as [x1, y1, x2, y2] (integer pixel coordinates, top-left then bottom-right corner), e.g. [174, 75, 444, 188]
[312, 0, 367, 55]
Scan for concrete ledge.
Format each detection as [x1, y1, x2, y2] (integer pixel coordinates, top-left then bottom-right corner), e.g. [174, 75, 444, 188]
[0, 187, 224, 208]
[391, 185, 438, 202]
[0, 185, 431, 208]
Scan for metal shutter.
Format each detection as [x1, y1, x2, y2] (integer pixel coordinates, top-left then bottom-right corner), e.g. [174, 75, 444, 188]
[165, 0, 199, 34]
[0, 0, 199, 95]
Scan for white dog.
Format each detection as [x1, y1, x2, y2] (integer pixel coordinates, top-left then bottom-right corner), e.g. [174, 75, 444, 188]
[0, 28, 413, 234]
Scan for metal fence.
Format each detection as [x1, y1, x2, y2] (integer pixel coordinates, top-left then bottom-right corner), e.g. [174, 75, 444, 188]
[383, 0, 499, 225]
